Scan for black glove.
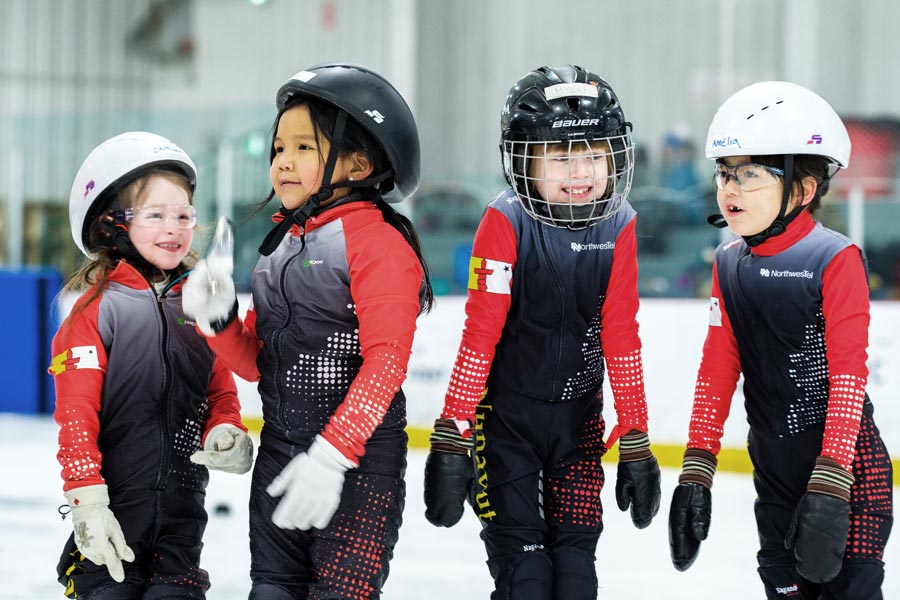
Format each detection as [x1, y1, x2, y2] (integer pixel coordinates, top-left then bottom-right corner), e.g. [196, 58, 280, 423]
[614, 430, 661, 529]
[784, 456, 853, 583]
[423, 418, 474, 527]
[669, 482, 712, 571]
[668, 448, 717, 571]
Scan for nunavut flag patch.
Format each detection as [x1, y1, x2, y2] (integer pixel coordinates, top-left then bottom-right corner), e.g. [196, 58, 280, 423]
[49, 346, 101, 376]
[467, 256, 512, 294]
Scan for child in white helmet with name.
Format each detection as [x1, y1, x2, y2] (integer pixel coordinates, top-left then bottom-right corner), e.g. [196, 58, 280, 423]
[52, 132, 251, 598]
[669, 82, 893, 599]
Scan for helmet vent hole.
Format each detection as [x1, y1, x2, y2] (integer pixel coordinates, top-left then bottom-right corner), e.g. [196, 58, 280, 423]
[567, 97, 580, 111]
[518, 102, 540, 114]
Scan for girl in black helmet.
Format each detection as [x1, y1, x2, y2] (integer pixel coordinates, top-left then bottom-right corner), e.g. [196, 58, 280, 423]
[182, 63, 433, 599]
[422, 65, 660, 600]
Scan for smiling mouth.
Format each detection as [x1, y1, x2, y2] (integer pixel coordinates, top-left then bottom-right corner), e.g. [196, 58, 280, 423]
[564, 186, 593, 196]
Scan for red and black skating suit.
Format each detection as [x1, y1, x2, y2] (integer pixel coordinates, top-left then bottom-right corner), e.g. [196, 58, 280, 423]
[688, 211, 892, 598]
[439, 189, 651, 594]
[206, 200, 425, 599]
[51, 260, 245, 597]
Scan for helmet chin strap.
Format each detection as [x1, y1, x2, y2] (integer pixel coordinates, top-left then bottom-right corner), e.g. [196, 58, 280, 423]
[706, 155, 800, 247]
[742, 154, 795, 247]
[259, 111, 348, 256]
[97, 221, 162, 276]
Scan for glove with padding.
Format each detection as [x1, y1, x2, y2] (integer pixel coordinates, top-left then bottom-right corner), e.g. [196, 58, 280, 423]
[424, 418, 474, 527]
[668, 447, 717, 571]
[190, 423, 254, 474]
[266, 435, 357, 530]
[182, 257, 237, 336]
[785, 456, 853, 583]
[614, 429, 661, 529]
[64, 484, 135, 583]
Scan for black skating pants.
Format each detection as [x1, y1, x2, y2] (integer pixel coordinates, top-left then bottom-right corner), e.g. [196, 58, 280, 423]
[749, 416, 893, 600]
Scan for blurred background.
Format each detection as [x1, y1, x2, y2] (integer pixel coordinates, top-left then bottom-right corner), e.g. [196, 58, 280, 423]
[3, 0, 899, 297]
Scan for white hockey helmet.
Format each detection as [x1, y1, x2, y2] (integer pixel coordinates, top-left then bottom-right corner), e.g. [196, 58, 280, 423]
[705, 81, 850, 171]
[69, 131, 196, 258]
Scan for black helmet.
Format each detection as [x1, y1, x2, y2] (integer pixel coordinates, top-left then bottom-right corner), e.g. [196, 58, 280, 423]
[276, 62, 420, 203]
[500, 65, 634, 228]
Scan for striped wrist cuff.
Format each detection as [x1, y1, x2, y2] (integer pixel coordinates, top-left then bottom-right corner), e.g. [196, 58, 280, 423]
[808, 456, 854, 502]
[618, 430, 652, 463]
[678, 448, 718, 489]
[429, 418, 472, 455]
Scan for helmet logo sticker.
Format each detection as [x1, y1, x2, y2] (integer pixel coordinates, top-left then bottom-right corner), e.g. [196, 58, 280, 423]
[807, 134, 823, 145]
[710, 136, 741, 149]
[552, 118, 599, 128]
[84, 180, 95, 197]
[364, 109, 385, 124]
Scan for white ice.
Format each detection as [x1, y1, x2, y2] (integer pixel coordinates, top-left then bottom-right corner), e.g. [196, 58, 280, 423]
[4, 414, 897, 599]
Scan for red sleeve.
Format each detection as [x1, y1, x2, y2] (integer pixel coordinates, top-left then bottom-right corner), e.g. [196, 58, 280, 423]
[202, 354, 247, 443]
[820, 245, 870, 470]
[320, 222, 424, 461]
[440, 206, 517, 422]
[602, 218, 650, 435]
[49, 294, 107, 491]
[202, 305, 262, 382]
[686, 263, 742, 455]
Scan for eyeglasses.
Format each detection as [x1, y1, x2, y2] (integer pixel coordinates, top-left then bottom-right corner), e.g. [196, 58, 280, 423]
[714, 163, 784, 192]
[113, 205, 197, 230]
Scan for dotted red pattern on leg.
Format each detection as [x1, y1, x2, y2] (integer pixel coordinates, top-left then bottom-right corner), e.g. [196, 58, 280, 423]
[310, 477, 400, 599]
[545, 411, 606, 528]
[844, 417, 893, 561]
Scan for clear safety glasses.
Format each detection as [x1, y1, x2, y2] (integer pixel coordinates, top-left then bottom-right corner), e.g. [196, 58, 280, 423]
[113, 205, 197, 230]
[714, 163, 784, 192]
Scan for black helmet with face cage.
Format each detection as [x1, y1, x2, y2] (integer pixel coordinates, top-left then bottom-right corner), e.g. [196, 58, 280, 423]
[500, 65, 634, 228]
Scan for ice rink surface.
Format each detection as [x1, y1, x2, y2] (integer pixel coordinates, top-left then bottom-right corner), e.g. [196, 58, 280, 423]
[3, 414, 897, 599]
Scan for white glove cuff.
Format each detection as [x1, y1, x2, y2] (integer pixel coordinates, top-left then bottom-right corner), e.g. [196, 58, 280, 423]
[312, 435, 358, 470]
[64, 484, 110, 507]
[204, 423, 241, 451]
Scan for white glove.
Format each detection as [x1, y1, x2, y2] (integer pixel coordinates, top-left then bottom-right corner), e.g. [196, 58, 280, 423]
[266, 435, 357, 530]
[190, 424, 254, 474]
[182, 257, 237, 336]
[64, 484, 135, 583]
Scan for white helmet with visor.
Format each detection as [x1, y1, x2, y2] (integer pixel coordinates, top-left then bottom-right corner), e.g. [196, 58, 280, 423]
[69, 131, 196, 259]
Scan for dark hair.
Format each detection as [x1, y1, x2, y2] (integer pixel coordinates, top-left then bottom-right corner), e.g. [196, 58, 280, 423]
[752, 154, 833, 214]
[260, 96, 434, 313]
[63, 168, 196, 323]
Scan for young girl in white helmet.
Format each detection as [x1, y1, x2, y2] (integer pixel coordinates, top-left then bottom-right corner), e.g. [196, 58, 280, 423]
[52, 132, 252, 598]
[669, 82, 893, 599]
[182, 63, 434, 598]
[421, 65, 661, 600]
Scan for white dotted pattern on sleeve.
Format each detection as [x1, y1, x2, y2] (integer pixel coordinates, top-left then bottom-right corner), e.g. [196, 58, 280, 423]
[686, 375, 728, 455]
[325, 348, 408, 459]
[441, 344, 493, 421]
[57, 410, 102, 485]
[606, 350, 649, 431]
[822, 373, 866, 471]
